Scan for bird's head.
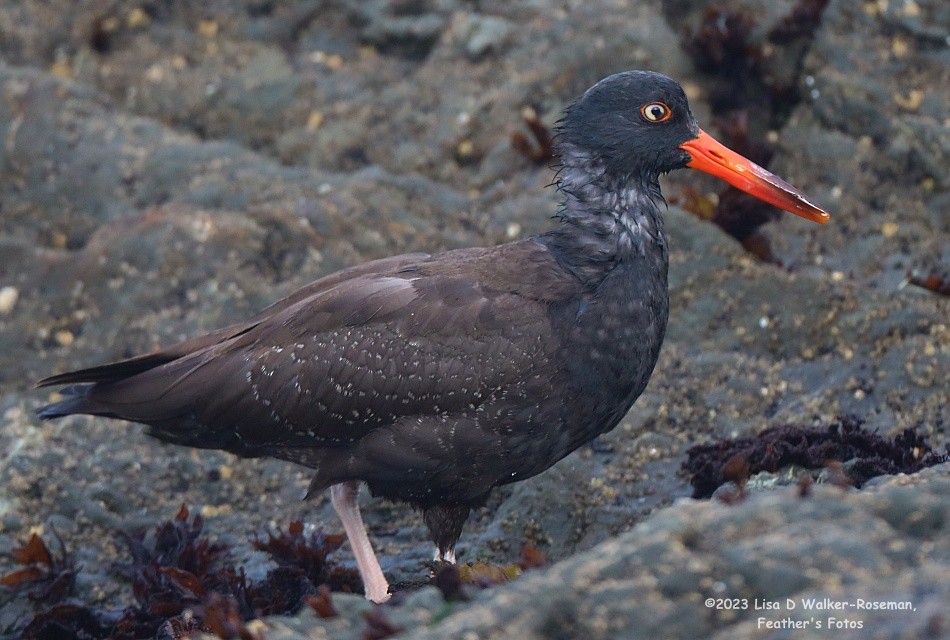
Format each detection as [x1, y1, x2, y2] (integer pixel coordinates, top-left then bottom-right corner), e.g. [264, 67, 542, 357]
[558, 70, 829, 224]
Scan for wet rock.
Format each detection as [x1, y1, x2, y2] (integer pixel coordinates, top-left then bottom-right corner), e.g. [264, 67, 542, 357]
[460, 14, 514, 60]
[348, 1, 447, 60]
[407, 467, 950, 640]
[766, 0, 949, 290]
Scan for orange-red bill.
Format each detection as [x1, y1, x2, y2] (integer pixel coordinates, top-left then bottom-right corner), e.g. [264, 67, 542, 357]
[679, 129, 830, 224]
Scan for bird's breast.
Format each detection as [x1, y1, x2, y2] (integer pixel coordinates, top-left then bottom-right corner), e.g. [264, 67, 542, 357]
[549, 256, 670, 444]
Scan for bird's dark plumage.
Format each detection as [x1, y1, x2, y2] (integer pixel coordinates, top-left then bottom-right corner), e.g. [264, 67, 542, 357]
[36, 71, 829, 601]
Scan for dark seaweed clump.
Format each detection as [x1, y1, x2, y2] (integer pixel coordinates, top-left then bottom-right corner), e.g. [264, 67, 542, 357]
[2, 506, 361, 639]
[683, 416, 948, 499]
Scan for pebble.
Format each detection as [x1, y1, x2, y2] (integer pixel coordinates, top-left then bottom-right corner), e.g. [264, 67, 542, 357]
[0, 285, 18, 315]
[464, 15, 513, 59]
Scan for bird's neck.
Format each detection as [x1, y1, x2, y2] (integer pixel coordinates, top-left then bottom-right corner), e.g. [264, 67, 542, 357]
[543, 144, 668, 284]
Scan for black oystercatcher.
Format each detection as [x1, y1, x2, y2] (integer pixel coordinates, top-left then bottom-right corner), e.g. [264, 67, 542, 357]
[37, 71, 829, 602]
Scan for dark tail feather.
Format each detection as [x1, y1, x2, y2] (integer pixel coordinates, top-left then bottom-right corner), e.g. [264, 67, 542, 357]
[35, 352, 181, 420]
[35, 352, 180, 388]
[35, 384, 114, 420]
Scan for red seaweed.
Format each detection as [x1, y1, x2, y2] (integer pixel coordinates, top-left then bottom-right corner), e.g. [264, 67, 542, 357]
[683, 416, 947, 499]
[4, 507, 360, 639]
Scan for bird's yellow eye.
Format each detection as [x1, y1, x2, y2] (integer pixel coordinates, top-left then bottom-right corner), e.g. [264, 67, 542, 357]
[641, 102, 672, 123]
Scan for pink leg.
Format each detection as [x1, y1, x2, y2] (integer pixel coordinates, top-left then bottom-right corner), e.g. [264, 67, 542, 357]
[330, 481, 391, 603]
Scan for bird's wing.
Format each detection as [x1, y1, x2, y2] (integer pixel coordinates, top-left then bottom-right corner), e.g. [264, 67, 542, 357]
[63, 240, 584, 456]
[35, 252, 431, 388]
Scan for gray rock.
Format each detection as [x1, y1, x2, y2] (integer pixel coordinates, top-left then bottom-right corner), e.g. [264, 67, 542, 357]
[349, 1, 447, 59]
[403, 467, 949, 640]
[765, 0, 949, 290]
[462, 15, 514, 60]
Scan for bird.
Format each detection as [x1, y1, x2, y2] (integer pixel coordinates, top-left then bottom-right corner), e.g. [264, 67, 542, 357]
[36, 71, 829, 603]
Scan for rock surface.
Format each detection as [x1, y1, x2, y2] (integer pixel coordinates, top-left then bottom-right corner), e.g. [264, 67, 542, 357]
[0, 0, 947, 639]
[259, 466, 950, 640]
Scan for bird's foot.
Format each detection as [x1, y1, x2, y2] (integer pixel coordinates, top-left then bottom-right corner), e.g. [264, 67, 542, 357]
[433, 546, 457, 564]
[365, 584, 391, 603]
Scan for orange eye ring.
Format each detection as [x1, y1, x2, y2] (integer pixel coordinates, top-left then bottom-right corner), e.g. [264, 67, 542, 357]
[641, 102, 672, 123]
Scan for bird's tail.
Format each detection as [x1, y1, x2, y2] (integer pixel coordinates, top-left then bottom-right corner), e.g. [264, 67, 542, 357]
[35, 385, 99, 419]
[35, 351, 182, 421]
[33, 342, 261, 457]
[36, 384, 122, 420]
